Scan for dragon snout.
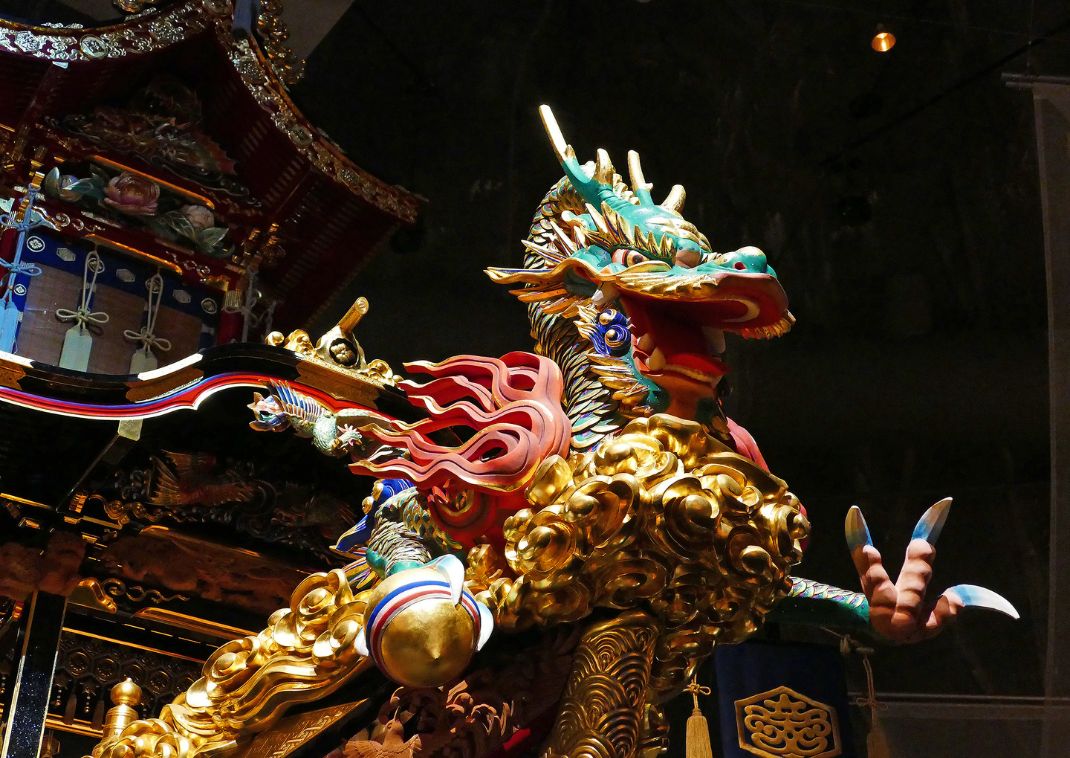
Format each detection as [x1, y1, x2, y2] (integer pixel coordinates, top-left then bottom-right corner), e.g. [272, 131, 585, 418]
[710, 246, 769, 275]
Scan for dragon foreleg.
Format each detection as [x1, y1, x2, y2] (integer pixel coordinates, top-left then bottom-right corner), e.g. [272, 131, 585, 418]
[365, 518, 431, 575]
[544, 610, 660, 758]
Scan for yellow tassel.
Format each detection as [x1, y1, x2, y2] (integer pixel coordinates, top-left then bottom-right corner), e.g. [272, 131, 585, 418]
[866, 709, 892, 758]
[685, 678, 714, 758]
[858, 648, 892, 758]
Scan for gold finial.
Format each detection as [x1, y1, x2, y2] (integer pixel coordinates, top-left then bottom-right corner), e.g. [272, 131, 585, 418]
[111, 678, 142, 707]
[265, 297, 397, 386]
[337, 297, 370, 334]
[92, 678, 143, 755]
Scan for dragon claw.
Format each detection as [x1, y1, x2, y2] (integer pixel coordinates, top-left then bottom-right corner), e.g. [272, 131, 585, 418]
[844, 505, 873, 552]
[846, 500, 1019, 641]
[946, 584, 1020, 620]
[911, 496, 952, 544]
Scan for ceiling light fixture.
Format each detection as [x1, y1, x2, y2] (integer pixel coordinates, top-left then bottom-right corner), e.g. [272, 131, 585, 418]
[871, 24, 896, 53]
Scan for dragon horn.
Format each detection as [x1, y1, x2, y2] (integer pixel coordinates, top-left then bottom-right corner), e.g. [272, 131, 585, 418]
[661, 184, 686, 214]
[539, 104, 573, 165]
[537, 105, 705, 254]
[539, 105, 618, 210]
[595, 148, 615, 185]
[627, 150, 654, 206]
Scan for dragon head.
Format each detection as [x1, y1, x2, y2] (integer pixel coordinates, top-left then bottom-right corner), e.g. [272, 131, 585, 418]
[247, 391, 290, 432]
[488, 106, 793, 445]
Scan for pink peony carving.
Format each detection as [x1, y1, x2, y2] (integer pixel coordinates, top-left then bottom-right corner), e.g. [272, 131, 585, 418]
[180, 204, 214, 230]
[102, 172, 159, 216]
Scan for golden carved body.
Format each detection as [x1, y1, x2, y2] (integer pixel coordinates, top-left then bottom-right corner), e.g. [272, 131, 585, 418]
[471, 414, 808, 701]
[544, 611, 659, 758]
[89, 414, 806, 758]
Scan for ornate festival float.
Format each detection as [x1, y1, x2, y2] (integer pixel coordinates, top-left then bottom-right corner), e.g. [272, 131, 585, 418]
[0, 1, 419, 756]
[0, 4, 1020, 758]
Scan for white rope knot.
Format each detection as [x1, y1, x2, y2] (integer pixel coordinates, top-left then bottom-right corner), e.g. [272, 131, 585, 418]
[122, 325, 171, 353]
[123, 272, 171, 354]
[56, 250, 108, 332]
[0, 259, 42, 279]
[55, 306, 109, 329]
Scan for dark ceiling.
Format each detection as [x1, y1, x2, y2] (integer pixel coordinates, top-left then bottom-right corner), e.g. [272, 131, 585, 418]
[289, 0, 1069, 698]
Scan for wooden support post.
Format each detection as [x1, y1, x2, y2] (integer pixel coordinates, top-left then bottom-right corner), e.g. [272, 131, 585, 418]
[1005, 72, 1070, 758]
[0, 592, 66, 758]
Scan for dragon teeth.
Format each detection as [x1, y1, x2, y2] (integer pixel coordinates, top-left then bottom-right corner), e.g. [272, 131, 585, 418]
[738, 313, 795, 339]
[702, 327, 726, 355]
[648, 348, 667, 371]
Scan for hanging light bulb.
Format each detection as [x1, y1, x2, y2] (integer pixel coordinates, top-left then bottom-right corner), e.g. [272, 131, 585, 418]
[871, 24, 896, 53]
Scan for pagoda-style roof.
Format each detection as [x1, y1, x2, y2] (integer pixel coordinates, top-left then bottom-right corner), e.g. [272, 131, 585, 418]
[0, 0, 421, 323]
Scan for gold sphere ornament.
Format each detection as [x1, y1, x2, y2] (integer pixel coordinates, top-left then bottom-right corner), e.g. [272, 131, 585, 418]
[110, 678, 142, 706]
[356, 555, 493, 688]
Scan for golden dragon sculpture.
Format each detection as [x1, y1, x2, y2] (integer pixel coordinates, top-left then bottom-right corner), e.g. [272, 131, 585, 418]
[87, 107, 1016, 758]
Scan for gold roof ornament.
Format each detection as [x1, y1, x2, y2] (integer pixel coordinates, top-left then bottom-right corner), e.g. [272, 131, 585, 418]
[265, 297, 397, 387]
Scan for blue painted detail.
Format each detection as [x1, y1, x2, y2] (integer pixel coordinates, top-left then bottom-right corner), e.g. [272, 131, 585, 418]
[22, 231, 219, 318]
[946, 584, 1020, 619]
[0, 190, 46, 352]
[911, 498, 951, 543]
[333, 520, 371, 555]
[844, 506, 873, 552]
[374, 478, 416, 508]
[332, 479, 416, 558]
[587, 309, 631, 358]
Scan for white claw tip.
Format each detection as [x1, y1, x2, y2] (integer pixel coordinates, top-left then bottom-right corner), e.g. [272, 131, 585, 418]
[948, 584, 1020, 620]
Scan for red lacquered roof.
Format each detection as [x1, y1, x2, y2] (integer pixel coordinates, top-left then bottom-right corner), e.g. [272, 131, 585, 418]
[0, 1, 422, 322]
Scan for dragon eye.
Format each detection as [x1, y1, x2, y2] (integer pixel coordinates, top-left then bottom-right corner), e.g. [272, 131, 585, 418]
[598, 309, 619, 325]
[612, 248, 647, 267]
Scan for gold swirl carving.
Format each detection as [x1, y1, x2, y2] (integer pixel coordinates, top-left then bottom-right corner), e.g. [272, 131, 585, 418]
[735, 686, 841, 758]
[543, 611, 658, 758]
[88, 570, 372, 758]
[471, 414, 808, 701]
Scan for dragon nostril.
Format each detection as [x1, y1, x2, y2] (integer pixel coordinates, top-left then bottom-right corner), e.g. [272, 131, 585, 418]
[733, 262, 746, 270]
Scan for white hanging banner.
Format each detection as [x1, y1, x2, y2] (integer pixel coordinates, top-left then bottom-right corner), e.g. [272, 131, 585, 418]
[56, 248, 109, 372]
[124, 272, 172, 373]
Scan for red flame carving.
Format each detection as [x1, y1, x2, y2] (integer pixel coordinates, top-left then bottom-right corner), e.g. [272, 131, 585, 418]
[350, 352, 571, 544]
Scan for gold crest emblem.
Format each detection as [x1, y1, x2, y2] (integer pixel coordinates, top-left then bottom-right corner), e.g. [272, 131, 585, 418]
[735, 685, 841, 758]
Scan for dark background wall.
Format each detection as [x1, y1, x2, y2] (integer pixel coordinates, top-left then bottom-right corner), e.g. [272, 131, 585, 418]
[291, 0, 1070, 699]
